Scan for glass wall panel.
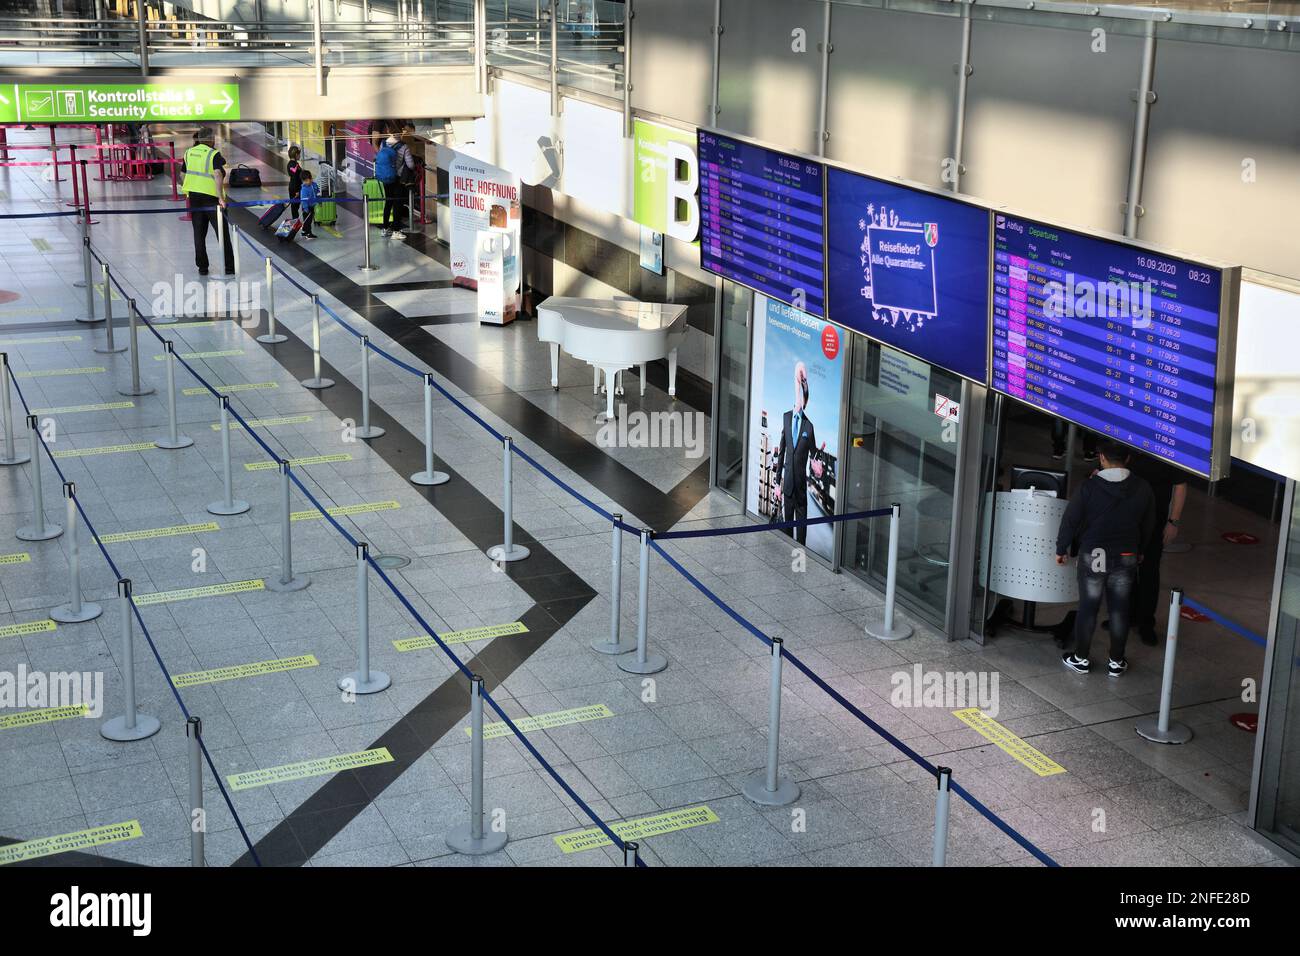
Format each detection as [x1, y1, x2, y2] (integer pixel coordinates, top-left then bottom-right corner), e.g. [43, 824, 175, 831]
[714, 282, 752, 500]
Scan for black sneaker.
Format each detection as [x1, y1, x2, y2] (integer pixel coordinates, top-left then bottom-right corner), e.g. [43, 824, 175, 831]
[1107, 658, 1128, 678]
[198, 268, 209, 277]
[1062, 653, 1090, 674]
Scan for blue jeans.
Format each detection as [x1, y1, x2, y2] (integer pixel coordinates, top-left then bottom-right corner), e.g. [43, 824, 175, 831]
[1073, 553, 1139, 662]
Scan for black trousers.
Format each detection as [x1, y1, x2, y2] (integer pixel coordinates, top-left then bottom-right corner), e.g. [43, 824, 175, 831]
[1134, 533, 1164, 637]
[300, 208, 316, 236]
[189, 201, 234, 274]
[782, 493, 807, 546]
[382, 180, 406, 231]
[1074, 553, 1139, 662]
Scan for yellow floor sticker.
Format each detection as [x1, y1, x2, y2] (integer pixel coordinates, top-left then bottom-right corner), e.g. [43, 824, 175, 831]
[395, 621, 529, 651]
[952, 708, 1067, 777]
[98, 521, 220, 544]
[291, 501, 400, 522]
[53, 441, 157, 459]
[15, 366, 105, 379]
[214, 414, 312, 431]
[469, 704, 613, 740]
[247, 453, 352, 472]
[33, 401, 135, 415]
[154, 349, 245, 362]
[555, 805, 721, 854]
[172, 653, 319, 688]
[0, 552, 31, 566]
[29, 237, 51, 252]
[183, 381, 278, 396]
[0, 704, 90, 730]
[0, 620, 56, 639]
[226, 747, 394, 791]
[0, 820, 142, 866]
[134, 578, 264, 607]
[0, 334, 82, 346]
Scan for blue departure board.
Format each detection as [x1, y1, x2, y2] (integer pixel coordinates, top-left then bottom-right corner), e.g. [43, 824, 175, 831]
[991, 213, 1237, 478]
[698, 130, 826, 317]
[824, 167, 991, 383]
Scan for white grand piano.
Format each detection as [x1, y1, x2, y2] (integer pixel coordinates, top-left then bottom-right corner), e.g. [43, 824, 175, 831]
[536, 296, 690, 420]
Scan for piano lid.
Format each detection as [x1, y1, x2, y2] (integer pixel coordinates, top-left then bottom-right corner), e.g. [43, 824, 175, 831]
[537, 296, 688, 332]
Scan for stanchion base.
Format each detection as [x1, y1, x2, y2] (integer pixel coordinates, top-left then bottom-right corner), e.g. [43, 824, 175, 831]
[100, 713, 161, 742]
[51, 601, 103, 624]
[117, 385, 156, 397]
[266, 575, 310, 593]
[356, 426, 386, 439]
[445, 822, 508, 856]
[155, 435, 194, 450]
[1135, 718, 1193, 745]
[742, 773, 801, 807]
[74, 316, 104, 325]
[617, 651, 667, 675]
[256, 333, 288, 345]
[410, 470, 450, 487]
[301, 377, 335, 390]
[207, 499, 251, 516]
[93, 343, 128, 355]
[0, 453, 32, 466]
[16, 523, 63, 542]
[359, 265, 378, 272]
[865, 618, 914, 642]
[590, 637, 637, 656]
[487, 543, 530, 563]
[338, 670, 391, 695]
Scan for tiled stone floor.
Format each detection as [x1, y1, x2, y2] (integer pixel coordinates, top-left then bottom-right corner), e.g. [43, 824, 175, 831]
[0, 126, 1289, 868]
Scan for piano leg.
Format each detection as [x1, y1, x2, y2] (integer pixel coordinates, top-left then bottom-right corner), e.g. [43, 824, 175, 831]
[603, 368, 617, 420]
[616, 370, 624, 396]
[639, 363, 646, 397]
[593, 367, 600, 394]
[549, 343, 559, 390]
[668, 349, 678, 398]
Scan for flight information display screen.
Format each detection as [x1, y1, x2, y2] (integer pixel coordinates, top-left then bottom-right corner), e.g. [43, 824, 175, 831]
[824, 166, 991, 383]
[991, 213, 1235, 478]
[698, 130, 826, 317]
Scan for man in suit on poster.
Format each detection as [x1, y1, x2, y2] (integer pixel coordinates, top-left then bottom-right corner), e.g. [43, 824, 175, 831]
[772, 362, 824, 545]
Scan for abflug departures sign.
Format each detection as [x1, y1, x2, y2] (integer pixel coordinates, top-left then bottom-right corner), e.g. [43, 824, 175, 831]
[698, 130, 827, 318]
[991, 213, 1239, 479]
[824, 166, 992, 384]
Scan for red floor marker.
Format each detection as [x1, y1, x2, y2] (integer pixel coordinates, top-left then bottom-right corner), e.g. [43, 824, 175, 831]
[0, 290, 20, 305]
[1222, 531, 1260, 544]
[1180, 606, 1210, 622]
[1230, 713, 1258, 733]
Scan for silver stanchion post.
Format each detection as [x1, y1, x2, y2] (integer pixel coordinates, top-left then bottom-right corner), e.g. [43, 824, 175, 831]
[100, 579, 161, 742]
[742, 637, 800, 806]
[338, 542, 390, 694]
[410, 373, 449, 486]
[0, 353, 29, 466]
[355, 336, 386, 439]
[486, 436, 529, 562]
[232, 222, 242, 277]
[866, 502, 913, 641]
[591, 514, 634, 654]
[300, 294, 334, 389]
[187, 716, 205, 867]
[257, 257, 287, 344]
[76, 235, 101, 323]
[117, 299, 155, 397]
[93, 262, 126, 354]
[445, 674, 508, 855]
[206, 396, 250, 516]
[359, 195, 377, 271]
[266, 460, 310, 592]
[932, 766, 952, 867]
[217, 203, 229, 275]
[623, 841, 640, 867]
[16, 415, 62, 541]
[1135, 588, 1194, 745]
[155, 341, 193, 450]
[618, 528, 667, 675]
[51, 481, 101, 623]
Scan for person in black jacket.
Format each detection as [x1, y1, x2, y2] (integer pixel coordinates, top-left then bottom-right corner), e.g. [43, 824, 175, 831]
[771, 362, 824, 545]
[1054, 440, 1155, 677]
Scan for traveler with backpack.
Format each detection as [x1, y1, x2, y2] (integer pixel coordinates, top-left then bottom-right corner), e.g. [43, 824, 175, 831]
[297, 169, 320, 240]
[374, 133, 416, 241]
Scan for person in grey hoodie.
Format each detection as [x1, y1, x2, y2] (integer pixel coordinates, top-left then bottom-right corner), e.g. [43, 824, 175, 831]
[1054, 439, 1156, 677]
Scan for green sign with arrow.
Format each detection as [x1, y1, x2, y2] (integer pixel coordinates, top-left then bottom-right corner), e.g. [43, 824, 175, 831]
[0, 82, 240, 124]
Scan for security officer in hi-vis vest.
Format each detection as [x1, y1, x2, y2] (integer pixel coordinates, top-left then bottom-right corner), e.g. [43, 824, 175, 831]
[182, 128, 234, 276]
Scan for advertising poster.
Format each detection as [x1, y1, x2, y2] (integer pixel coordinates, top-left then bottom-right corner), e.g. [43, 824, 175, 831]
[631, 118, 698, 242]
[449, 152, 522, 300]
[746, 294, 845, 562]
[477, 230, 508, 325]
[345, 120, 375, 179]
[825, 166, 990, 383]
[639, 225, 664, 275]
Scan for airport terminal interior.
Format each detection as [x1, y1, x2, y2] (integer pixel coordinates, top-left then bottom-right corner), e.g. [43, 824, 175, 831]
[0, 0, 1298, 878]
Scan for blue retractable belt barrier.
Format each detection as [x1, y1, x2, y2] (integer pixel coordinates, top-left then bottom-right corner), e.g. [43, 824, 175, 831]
[1181, 597, 1268, 648]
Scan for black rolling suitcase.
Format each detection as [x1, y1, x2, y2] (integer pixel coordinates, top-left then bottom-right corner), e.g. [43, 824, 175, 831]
[258, 202, 287, 230]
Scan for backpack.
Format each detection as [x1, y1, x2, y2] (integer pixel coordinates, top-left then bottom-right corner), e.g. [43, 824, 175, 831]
[374, 145, 398, 184]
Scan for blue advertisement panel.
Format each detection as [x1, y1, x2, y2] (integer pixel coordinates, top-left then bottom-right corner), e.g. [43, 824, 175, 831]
[825, 167, 990, 383]
[990, 213, 1233, 478]
[746, 295, 845, 562]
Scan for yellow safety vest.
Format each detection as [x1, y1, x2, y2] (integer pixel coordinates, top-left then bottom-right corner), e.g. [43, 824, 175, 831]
[182, 144, 219, 198]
